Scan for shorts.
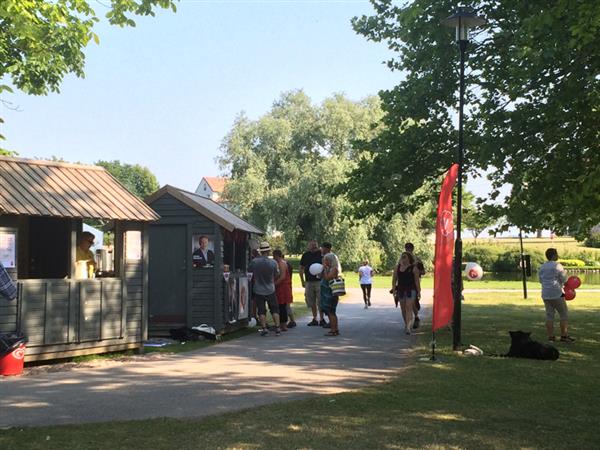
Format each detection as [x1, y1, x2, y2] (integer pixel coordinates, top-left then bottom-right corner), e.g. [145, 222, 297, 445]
[304, 281, 321, 309]
[543, 298, 568, 321]
[396, 289, 417, 303]
[255, 293, 279, 316]
[321, 296, 339, 315]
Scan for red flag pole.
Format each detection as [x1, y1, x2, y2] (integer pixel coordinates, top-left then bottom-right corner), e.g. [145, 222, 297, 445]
[431, 164, 459, 358]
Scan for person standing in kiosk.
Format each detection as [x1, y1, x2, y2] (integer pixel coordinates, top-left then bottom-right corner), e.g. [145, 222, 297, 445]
[76, 231, 96, 278]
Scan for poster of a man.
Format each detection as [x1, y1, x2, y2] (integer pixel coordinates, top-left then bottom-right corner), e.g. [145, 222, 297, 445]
[192, 235, 215, 268]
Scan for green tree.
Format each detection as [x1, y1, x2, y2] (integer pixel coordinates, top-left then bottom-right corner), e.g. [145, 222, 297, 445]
[349, 0, 600, 239]
[96, 160, 160, 199]
[462, 190, 495, 242]
[218, 90, 385, 262]
[0, 0, 177, 145]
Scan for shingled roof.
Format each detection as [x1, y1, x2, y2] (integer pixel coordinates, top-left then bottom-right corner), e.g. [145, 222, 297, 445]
[146, 185, 263, 234]
[0, 156, 159, 221]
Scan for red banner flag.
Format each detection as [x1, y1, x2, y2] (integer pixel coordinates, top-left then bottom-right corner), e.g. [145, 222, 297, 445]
[432, 164, 458, 332]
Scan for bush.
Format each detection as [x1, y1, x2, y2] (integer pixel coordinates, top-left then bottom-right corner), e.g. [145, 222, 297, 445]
[463, 246, 501, 271]
[584, 232, 600, 248]
[558, 259, 586, 268]
[492, 250, 521, 272]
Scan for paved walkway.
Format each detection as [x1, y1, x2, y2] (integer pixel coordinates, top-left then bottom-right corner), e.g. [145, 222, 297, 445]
[0, 288, 431, 428]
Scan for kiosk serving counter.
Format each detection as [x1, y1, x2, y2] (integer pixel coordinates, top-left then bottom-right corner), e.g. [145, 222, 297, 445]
[0, 156, 159, 361]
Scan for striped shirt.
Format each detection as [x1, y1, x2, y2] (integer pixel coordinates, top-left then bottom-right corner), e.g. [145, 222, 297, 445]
[0, 262, 17, 301]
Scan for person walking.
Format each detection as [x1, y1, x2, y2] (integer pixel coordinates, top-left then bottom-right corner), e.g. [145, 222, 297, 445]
[248, 242, 281, 336]
[539, 248, 574, 343]
[404, 242, 424, 328]
[273, 249, 293, 331]
[299, 239, 327, 327]
[357, 259, 374, 308]
[392, 252, 421, 335]
[320, 242, 342, 336]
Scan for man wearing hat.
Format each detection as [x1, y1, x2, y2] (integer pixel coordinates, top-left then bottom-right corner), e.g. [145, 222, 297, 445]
[248, 241, 282, 336]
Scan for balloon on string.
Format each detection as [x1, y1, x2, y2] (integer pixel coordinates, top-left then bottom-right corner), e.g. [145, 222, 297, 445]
[464, 262, 483, 281]
[309, 263, 323, 276]
[565, 276, 582, 290]
[564, 288, 576, 301]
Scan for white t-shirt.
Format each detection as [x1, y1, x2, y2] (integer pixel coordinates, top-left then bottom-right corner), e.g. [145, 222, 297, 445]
[358, 265, 373, 285]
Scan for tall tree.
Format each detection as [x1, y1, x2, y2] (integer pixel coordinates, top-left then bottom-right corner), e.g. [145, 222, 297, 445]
[0, 0, 177, 145]
[349, 0, 600, 238]
[218, 90, 385, 263]
[96, 160, 159, 199]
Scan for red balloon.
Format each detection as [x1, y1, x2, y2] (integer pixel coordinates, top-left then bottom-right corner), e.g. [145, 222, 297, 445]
[564, 289, 576, 301]
[565, 276, 582, 290]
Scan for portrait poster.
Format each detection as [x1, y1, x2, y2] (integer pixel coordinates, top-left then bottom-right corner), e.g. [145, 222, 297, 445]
[227, 276, 238, 323]
[192, 234, 215, 269]
[238, 276, 249, 319]
[0, 231, 17, 268]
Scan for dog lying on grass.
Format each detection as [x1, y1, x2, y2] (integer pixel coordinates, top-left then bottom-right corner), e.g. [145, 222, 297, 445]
[494, 330, 559, 360]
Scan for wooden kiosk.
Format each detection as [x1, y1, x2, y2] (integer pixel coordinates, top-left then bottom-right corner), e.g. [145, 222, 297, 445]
[0, 156, 159, 361]
[145, 185, 263, 335]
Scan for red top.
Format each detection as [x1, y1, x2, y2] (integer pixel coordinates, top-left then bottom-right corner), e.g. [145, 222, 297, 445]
[275, 260, 293, 305]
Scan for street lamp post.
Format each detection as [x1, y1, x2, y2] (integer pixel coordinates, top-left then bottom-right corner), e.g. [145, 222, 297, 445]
[443, 8, 486, 351]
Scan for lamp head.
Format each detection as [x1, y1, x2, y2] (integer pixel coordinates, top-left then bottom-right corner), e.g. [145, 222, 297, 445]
[443, 7, 486, 42]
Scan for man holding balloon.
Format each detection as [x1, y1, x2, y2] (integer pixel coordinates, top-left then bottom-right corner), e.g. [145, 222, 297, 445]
[538, 248, 578, 343]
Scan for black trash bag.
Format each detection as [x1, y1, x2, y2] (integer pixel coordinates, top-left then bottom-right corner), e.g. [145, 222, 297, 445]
[0, 333, 28, 358]
[169, 327, 204, 342]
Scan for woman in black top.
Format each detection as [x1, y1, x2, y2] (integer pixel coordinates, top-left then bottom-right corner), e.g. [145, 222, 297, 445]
[392, 252, 421, 335]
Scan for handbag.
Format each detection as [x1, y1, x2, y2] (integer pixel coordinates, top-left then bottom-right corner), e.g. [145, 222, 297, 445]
[329, 277, 346, 296]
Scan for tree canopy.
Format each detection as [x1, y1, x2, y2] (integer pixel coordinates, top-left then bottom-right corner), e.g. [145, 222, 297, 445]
[0, 0, 176, 147]
[96, 160, 159, 199]
[349, 0, 600, 238]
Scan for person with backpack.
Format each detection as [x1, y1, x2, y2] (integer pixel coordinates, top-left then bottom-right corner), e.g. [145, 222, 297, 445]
[405, 242, 425, 329]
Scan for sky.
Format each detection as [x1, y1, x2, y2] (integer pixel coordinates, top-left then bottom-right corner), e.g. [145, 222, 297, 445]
[1, 0, 402, 193]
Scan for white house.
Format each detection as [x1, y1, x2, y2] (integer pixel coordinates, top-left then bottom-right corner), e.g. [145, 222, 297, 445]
[194, 176, 228, 202]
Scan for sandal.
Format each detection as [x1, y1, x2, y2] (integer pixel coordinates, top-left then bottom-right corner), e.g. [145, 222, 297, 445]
[324, 330, 339, 336]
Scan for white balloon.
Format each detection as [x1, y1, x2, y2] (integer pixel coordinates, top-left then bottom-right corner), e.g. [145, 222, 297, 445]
[309, 263, 323, 276]
[464, 262, 483, 281]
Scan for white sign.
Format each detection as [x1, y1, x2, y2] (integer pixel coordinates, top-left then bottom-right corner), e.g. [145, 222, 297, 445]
[125, 231, 142, 260]
[0, 232, 16, 268]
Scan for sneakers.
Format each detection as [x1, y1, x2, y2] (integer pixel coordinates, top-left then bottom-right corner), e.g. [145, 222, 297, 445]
[307, 319, 319, 326]
[413, 317, 420, 329]
[259, 328, 269, 336]
[320, 321, 331, 329]
[560, 335, 575, 343]
[367, 299, 371, 306]
[287, 321, 297, 328]
[275, 327, 282, 336]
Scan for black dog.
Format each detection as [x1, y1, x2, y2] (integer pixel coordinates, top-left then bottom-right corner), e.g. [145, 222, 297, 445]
[497, 330, 559, 360]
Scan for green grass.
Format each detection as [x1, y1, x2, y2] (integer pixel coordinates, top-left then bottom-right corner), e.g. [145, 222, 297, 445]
[465, 236, 600, 254]
[4, 292, 599, 449]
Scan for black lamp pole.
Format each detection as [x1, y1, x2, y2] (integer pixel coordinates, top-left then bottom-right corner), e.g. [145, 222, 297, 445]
[443, 8, 486, 351]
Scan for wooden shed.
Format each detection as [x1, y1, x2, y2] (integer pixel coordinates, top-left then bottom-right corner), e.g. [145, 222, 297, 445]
[145, 185, 263, 335]
[0, 156, 159, 361]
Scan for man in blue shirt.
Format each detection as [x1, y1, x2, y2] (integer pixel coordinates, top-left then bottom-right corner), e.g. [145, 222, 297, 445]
[0, 261, 17, 301]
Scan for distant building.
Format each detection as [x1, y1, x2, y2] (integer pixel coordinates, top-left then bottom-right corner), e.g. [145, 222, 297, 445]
[194, 176, 228, 202]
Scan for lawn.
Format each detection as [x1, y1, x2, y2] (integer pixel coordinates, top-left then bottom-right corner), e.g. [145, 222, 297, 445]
[3, 291, 599, 449]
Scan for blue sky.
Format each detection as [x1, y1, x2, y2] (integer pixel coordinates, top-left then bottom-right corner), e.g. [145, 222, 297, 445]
[2, 0, 401, 192]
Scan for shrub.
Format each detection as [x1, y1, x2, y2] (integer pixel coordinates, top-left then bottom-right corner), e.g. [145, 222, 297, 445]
[492, 250, 521, 272]
[463, 246, 500, 271]
[558, 259, 586, 268]
[584, 232, 600, 248]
